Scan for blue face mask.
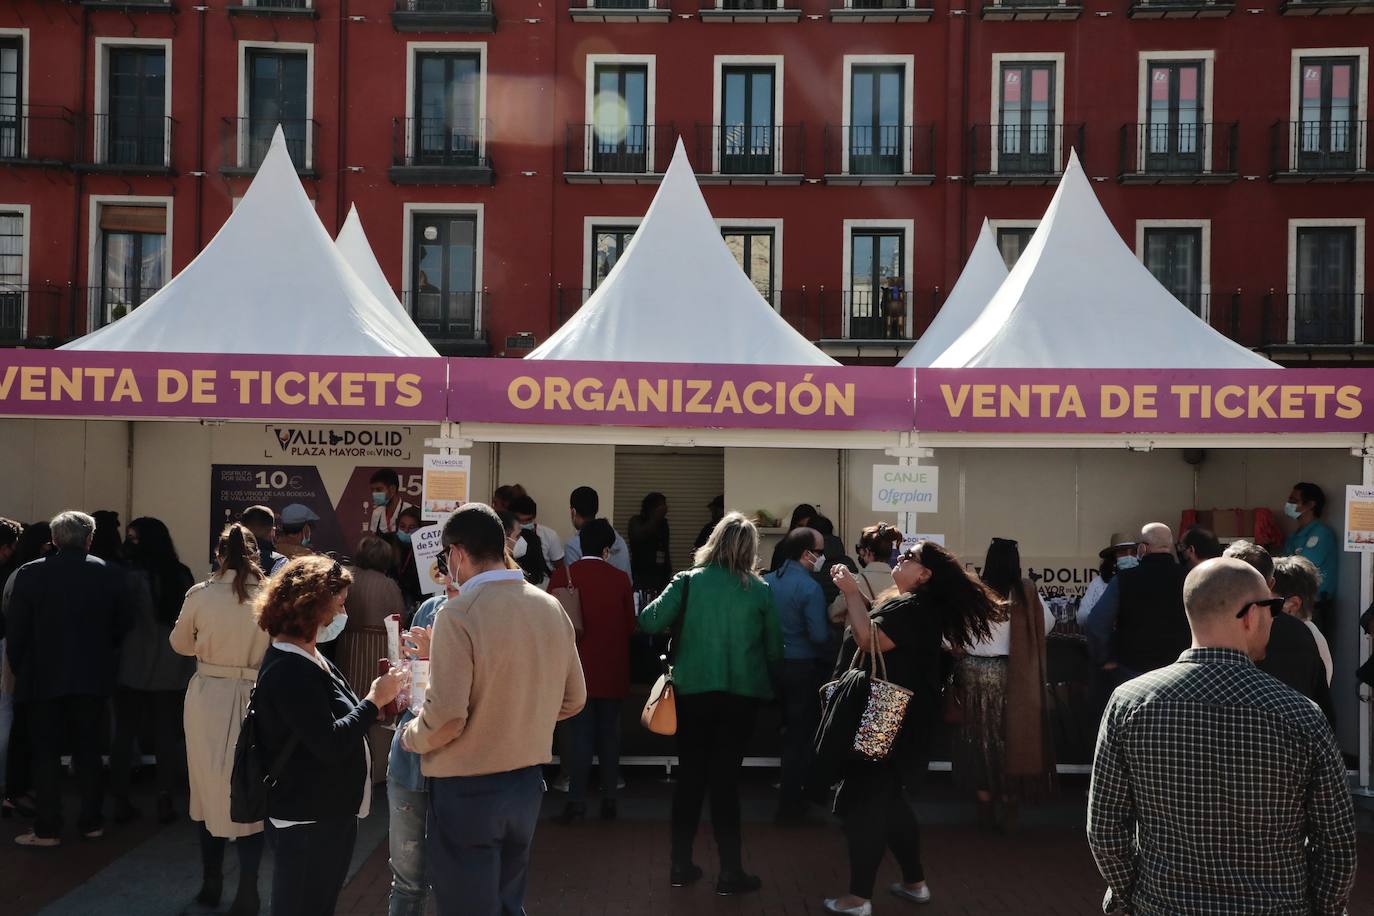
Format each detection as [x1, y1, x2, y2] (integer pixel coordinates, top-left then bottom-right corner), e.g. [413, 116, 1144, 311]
[1116, 555, 1140, 572]
[372, 491, 389, 508]
[1284, 501, 1301, 520]
[317, 611, 347, 643]
[397, 530, 413, 545]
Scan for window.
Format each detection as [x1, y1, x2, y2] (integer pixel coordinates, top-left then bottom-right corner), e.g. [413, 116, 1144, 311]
[411, 213, 477, 338]
[1143, 228, 1203, 315]
[720, 66, 775, 174]
[850, 65, 904, 175]
[107, 48, 166, 167]
[850, 229, 906, 338]
[1146, 62, 1203, 173]
[1298, 57, 1359, 171]
[722, 227, 774, 300]
[246, 49, 308, 169]
[592, 226, 636, 289]
[592, 64, 648, 173]
[0, 38, 20, 159]
[996, 226, 1036, 269]
[1294, 227, 1357, 344]
[98, 205, 166, 325]
[414, 52, 481, 166]
[999, 62, 1055, 174]
[0, 210, 22, 339]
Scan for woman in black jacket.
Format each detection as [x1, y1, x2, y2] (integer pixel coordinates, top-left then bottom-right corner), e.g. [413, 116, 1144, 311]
[253, 556, 402, 916]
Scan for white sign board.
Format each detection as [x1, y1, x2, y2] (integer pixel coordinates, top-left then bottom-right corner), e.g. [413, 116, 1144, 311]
[412, 525, 448, 596]
[872, 465, 939, 513]
[1344, 485, 1374, 553]
[420, 454, 471, 522]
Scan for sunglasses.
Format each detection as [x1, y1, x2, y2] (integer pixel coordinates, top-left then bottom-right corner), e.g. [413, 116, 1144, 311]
[896, 548, 922, 565]
[436, 548, 450, 578]
[1236, 597, 1285, 619]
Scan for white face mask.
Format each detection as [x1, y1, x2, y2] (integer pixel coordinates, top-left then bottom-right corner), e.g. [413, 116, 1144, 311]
[317, 611, 347, 643]
[1284, 501, 1302, 520]
[809, 551, 826, 574]
[512, 537, 528, 559]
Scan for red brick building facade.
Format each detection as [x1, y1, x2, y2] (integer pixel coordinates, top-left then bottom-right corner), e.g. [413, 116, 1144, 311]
[1, 0, 1370, 363]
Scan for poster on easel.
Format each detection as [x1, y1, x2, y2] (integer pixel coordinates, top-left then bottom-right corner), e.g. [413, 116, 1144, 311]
[420, 454, 471, 522]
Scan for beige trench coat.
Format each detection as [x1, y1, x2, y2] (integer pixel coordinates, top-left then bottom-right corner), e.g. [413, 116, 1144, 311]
[170, 573, 270, 838]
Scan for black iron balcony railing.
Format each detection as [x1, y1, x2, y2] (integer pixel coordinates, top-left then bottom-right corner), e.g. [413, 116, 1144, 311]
[223, 117, 318, 173]
[847, 0, 928, 7]
[970, 123, 1083, 180]
[564, 123, 676, 176]
[401, 289, 487, 342]
[1271, 120, 1367, 176]
[80, 0, 173, 7]
[80, 113, 173, 170]
[0, 285, 77, 345]
[1118, 121, 1238, 179]
[230, 0, 315, 10]
[1127, 0, 1234, 15]
[393, 0, 492, 11]
[823, 124, 936, 178]
[392, 117, 489, 168]
[87, 284, 161, 329]
[0, 106, 78, 165]
[559, 285, 817, 338]
[982, 0, 1084, 16]
[694, 124, 804, 176]
[1279, 0, 1373, 14]
[814, 289, 917, 341]
[1261, 292, 1368, 346]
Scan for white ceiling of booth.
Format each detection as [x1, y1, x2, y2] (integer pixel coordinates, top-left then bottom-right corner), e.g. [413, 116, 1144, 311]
[64, 127, 429, 357]
[335, 205, 438, 356]
[526, 139, 837, 366]
[900, 219, 1007, 368]
[930, 151, 1275, 369]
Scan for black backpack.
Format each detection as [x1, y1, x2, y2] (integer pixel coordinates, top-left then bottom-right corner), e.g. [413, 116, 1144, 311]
[229, 686, 298, 824]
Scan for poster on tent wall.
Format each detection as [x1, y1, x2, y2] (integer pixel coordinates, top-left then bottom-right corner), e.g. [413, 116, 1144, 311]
[0, 350, 447, 422]
[916, 368, 1374, 435]
[210, 462, 421, 564]
[447, 358, 914, 431]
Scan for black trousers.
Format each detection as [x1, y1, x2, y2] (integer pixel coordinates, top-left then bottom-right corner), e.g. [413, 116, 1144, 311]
[6, 698, 32, 800]
[671, 691, 758, 872]
[778, 659, 826, 813]
[110, 687, 187, 799]
[268, 816, 358, 916]
[31, 694, 107, 838]
[837, 762, 925, 899]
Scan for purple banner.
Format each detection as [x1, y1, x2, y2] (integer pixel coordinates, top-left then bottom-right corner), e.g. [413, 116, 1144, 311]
[0, 350, 447, 422]
[449, 358, 914, 431]
[916, 369, 1373, 434]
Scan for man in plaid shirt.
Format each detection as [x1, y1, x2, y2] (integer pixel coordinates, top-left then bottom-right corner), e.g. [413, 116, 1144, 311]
[1087, 557, 1356, 915]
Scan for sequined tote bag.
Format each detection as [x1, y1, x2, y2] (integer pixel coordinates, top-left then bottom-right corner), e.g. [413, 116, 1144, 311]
[823, 621, 914, 762]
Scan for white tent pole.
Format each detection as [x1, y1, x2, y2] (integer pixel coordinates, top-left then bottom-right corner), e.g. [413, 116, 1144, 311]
[1360, 433, 1373, 794]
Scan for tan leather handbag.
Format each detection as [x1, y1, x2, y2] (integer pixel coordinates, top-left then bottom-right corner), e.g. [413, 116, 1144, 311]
[639, 574, 690, 735]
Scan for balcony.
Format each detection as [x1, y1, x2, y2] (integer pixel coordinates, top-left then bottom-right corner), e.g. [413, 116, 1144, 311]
[569, 0, 671, 21]
[981, 0, 1083, 19]
[693, 124, 805, 185]
[829, 0, 934, 22]
[699, 0, 803, 21]
[559, 285, 818, 339]
[79, 0, 173, 10]
[823, 124, 936, 186]
[75, 114, 174, 175]
[0, 285, 77, 347]
[807, 289, 920, 347]
[1270, 120, 1370, 183]
[564, 123, 675, 184]
[0, 106, 78, 167]
[402, 289, 489, 356]
[389, 118, 493, 185]
[1258, 293, 1369, 355]
[227, 0, 317, 17]
[970, 123, 1083, 186]
[1280, 0, 1373, 14]
[220, 117, 319, 178]
[86, 285, 161, 332]
[1118, 122, 1238, 184]
[391, 0, 496, 32]
[1127, 0, 1233, 16]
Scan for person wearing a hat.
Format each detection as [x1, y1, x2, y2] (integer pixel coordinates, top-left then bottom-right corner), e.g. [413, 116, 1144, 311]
[270, 504, 320, 578]
[1076, 537, 1138, 626]
[694, 496, 725, 551]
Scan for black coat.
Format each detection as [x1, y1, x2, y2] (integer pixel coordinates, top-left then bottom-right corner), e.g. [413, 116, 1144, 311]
[1258, 612, 1335, 724]
[1114, 554, 1191, 674]
[254, 645, 378, 822]
[4, 549, 134, 701]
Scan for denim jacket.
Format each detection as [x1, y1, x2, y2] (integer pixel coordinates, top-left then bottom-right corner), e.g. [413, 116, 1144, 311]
[387, 594, 445, 792]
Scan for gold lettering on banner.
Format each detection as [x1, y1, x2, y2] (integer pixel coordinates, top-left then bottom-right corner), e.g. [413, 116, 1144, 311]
[825, 383, 855, 417]
[743, 381, 773, 415]
[606, 379, 635, 411]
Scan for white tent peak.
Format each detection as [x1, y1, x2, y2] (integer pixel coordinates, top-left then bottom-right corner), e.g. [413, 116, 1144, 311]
[931, 148, 1275, 369]
[527, 138, 836, 365]
[900, 219, 1007, 368]
[335, 204, 438, 356]
[65, 125, 428, 357]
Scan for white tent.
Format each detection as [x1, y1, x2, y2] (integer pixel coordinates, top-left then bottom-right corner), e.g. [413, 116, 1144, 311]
[528, 140, 836, 366]
[335, 205, 438, 356]
[65, 128, 426, 357]
[931, 151, 1275, 369]
[899, 220, 1008, 368]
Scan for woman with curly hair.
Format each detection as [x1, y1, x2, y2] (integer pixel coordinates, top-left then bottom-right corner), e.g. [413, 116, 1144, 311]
[252, 556, 402, 916]
[824, 540, 1002, 915]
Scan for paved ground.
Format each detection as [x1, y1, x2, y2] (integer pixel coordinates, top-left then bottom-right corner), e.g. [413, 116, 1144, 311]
[9, 769, 1374, 915]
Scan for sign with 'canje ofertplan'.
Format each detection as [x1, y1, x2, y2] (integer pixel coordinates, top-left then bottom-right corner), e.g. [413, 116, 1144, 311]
[872, 465, 939, 513]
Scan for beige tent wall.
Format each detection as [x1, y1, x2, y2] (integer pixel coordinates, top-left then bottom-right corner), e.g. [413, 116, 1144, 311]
[493, 444, 616, 547]
[725, 447, 841, 562]
[0, 419, 131, 525]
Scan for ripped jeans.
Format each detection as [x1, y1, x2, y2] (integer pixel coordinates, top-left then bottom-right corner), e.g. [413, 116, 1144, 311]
[387, 783, 431, 916]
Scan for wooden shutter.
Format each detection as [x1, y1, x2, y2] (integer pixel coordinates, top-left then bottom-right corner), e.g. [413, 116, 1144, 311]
[613, 446, 725, 575]
[100, 206, 166, 234]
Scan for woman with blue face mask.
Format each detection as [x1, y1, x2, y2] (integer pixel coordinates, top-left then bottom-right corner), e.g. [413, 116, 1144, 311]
[391, 508, 426, 615]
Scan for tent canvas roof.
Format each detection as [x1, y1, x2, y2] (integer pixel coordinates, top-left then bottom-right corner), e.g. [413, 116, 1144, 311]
[527, 140, 836, 366]
[65, 127, 427, 357]
[900, 220, 1007, 368]
[335, 205, 438, 356]
[931, 152, 1275, 369]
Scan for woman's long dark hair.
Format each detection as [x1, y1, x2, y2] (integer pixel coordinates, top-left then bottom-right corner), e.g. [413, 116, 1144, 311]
[911, 540, 1002, 649]
[11, 521, 52, 568]
[980, 537, 1022, 600]
[127, 517, 194, 627]
[787, 503, 817, 532]
[218, 523, 262, 604]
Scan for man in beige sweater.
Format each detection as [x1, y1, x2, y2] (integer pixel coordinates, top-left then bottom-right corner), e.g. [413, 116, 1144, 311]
[402, 504, 585, 915]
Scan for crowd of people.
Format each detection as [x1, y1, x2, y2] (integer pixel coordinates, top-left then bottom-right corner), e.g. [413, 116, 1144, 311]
[0, 475, 1365, 916]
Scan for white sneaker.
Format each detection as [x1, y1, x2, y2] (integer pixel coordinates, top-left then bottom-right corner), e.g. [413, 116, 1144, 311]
[890, 881, 932, 904]
[823, 899, 872, 915]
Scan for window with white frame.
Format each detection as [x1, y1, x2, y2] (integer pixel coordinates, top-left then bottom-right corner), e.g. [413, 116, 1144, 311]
[715, 58, 782, 175]
[990, 53, 1065, 175]
[238, 42, 313, 170]
[1289, 220, 1363, 344]
[94, 202, 168, 325]
[588, 58, 653, 173]
[0, 34, 23, 159]
[843, 220, 912, 339]
[1293, 52, 1364, 172]
[405, 205, 483, 340]
[721, 225, 777, 302]
[843, 57, 913, 175]
[991, 220, 1038, 269]
[1136, 220, 1209, 318]
[592, 225, 637, 289]
[0, 208, 25, 339]
[1138, 53, 1214, 174]
[406, 43, 486, 167]
[95, 40, 170, 168]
